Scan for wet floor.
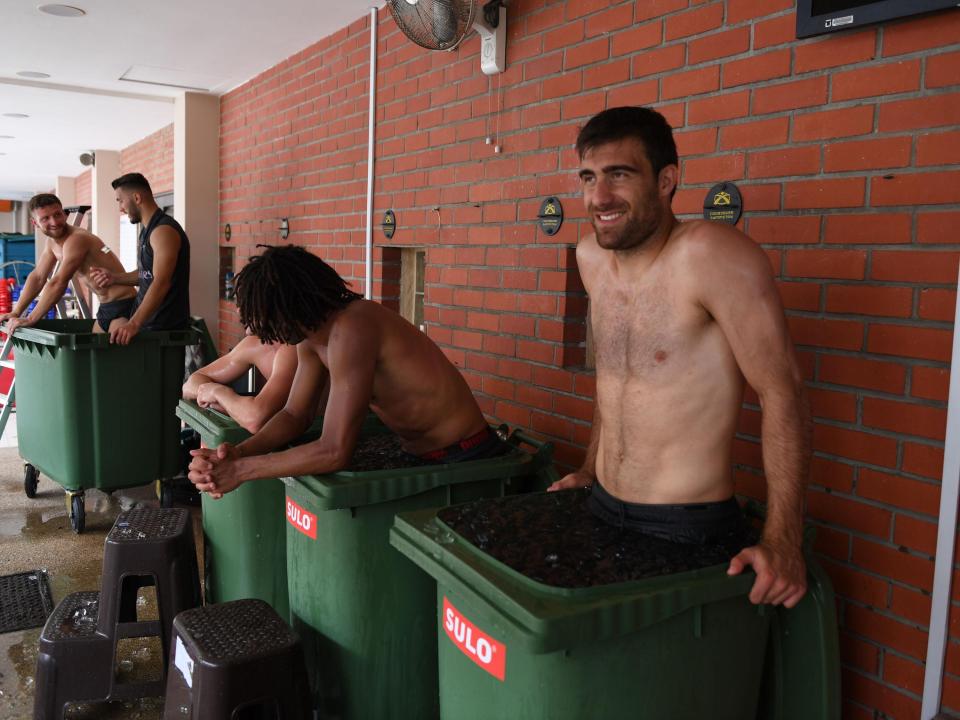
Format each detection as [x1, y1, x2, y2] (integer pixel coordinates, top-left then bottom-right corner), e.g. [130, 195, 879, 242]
[0, 446, 202, 719]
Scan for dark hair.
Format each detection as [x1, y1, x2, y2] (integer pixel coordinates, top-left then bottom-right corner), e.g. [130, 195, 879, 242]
[235, 244, 363, 344]
[576, 106, 679, 178]
[28, 193, 62, 215]
[110, 172, 153, 196]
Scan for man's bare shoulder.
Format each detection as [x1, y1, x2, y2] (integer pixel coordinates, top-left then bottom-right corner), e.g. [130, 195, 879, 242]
[670, 220, 774, 278]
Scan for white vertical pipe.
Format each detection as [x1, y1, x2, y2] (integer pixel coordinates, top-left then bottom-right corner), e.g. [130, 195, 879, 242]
[364, 6, 378, 300]
[922, 260, 960, 719]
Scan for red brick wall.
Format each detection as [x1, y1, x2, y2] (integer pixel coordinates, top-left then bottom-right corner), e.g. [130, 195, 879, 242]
[217, 4, 960, 717]
[74, 169, 91, 206]
[121, 124, 174, 195]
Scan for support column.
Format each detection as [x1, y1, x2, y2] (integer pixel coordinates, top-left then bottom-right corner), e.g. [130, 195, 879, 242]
[91, 150, 121, 255]
[174, 91, 219, 337]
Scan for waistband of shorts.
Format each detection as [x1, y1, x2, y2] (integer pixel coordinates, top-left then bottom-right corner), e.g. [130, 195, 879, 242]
[589, 480, 742, 527]
[416, 427, 497, 462]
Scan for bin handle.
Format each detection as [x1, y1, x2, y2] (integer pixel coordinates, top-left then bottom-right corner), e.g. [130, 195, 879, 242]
[507, 428, 552, 453]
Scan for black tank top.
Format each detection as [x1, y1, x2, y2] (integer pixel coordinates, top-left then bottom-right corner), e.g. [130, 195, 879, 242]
[135, 209, 190, 331]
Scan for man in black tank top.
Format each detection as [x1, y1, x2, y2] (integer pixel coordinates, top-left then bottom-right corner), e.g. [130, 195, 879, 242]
[89, 173, 191, 344]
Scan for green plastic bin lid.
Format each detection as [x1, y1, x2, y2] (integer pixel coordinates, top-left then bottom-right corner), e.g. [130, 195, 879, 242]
[285, 429, 556, 512]
[391, 504, 762, 655]
[12, 319, 198, 350]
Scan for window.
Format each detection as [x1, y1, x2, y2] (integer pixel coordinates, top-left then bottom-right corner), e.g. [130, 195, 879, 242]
[400, 247, 426, 331]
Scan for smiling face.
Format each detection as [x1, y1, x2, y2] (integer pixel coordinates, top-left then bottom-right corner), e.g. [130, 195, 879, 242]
[32, 202, 68, 239]
[578, 138, 675, 253]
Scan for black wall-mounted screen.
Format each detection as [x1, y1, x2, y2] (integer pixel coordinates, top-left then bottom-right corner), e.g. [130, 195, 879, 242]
[797, 0, 959, 38]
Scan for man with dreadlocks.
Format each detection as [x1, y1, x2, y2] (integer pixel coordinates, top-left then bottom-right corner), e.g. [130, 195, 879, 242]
[188, 245, 505, 496]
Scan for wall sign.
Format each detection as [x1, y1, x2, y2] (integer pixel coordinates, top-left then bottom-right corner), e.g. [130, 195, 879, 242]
[382, 210, 397, 239]
[537, 197, 563, 236]
[703, 182, 743, 225]
[224, 223, 231, 242]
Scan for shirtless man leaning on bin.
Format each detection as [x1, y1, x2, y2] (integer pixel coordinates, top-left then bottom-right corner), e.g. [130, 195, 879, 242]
[187, 245, 507, 497]
[182, 333, 299, 434]
[549, 106, 811, 608]
[1, 193, 136, 334]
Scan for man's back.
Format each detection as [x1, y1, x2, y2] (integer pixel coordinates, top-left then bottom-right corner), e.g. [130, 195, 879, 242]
[310, 300, 487, 455]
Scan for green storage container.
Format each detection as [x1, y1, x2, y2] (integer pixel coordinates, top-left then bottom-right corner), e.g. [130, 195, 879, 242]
[284, 430, 558, 720]
[390, 498, 841, 720]
[13, 319, 196, 532]
[176, 400, 386, 622]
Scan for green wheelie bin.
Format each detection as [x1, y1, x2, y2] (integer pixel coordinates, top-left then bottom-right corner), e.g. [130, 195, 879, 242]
[176, 400, 386, 621]
[13, 319, 196, 533]
[283, 428, 558, 720]
[390, 493, 841, 720]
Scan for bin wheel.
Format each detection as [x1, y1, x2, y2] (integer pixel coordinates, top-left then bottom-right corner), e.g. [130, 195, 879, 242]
[159, 481, 174, 509]
[69, 494, 85, 534]
[23, 464, 39, 499]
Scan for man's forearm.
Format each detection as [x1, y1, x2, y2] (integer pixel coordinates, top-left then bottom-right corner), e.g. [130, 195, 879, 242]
[759, 388, 811, 550]
[11, 275, 44, 315]
[128, 279, 170, 327]
[113, 270, 140, 286]
[236, 408, 311, 458]
[233, 439, 346, 484]
[182, 372, 214, 400]
[210, 386, 270, 434]
[25, 279, 69, 321]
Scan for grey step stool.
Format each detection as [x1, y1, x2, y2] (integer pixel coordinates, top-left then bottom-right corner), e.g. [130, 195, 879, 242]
[33, 507, 202, 719]
[163, 599, 311, 719]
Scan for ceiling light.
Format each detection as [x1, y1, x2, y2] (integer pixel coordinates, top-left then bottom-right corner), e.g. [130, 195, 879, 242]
[0, 136, 13, 140]
[37, 4, 86, 17]
[2, 114, 29, 119]
[17, 71, 51, 79]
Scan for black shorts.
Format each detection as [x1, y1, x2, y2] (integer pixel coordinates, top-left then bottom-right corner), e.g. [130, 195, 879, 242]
[96, 298, 135, 332]
[587, 481, 749, 545]
[406, 426, 511, 465]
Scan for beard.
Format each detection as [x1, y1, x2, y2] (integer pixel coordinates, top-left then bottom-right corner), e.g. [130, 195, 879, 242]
[45, 224, 67, 239]
[126, 207, 142, 224]
[590, 198, 663, 252]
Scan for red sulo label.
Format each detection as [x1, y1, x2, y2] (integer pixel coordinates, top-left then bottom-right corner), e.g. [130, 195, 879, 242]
[442, 597, 506, 681]
[285, 497, 317, 540]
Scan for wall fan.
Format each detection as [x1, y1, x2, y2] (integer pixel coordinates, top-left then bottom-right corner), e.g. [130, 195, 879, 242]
[387, 0, 506, 75]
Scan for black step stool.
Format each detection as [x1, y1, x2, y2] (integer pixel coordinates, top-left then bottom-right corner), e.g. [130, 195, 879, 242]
[34, 507, 201, 719]
[163, 599, 311, 719]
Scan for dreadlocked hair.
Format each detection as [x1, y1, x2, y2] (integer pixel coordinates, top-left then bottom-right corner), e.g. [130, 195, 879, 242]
[235, 244, 362, 344]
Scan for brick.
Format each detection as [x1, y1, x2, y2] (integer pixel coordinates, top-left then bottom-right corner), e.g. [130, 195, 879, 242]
[723, 49, 792, 88]
[882, 11, 960, 56]
[844, 669, 921, 720]
[564, 38, 609, 70]
[889, 585, 932, 627]
[674, 127, 717, 156]
[635, 0, 689, 23]
[808, 387, 858, 422]
[611, 21, 662, 56]
[784, 178, 866, 209]
[785, 249, 866, 280]
[777, 281, 820, 311]
[748, 146, 820, 179]
[823, 137, 912, 173]
[630, 44, 686, 77]
[810, 455, 855, 492]
[584, 4, 635, 36]
[826, 285, 913, 318]
[792, 105, 875, 142]
[815, 425, 898, 469]
[726, 0, 792, 23]
[819, 354, 906, 394]
[927, 50, 960, 89]
[584, 59, 630, 90]
[719, 117, 790, 150]
[606, 78, 660, 107]
[879, 93, 960, 132]
[789, 316, 865, 351]
[661, 65, 720, 100]
[748, 215, 820, 245]
[868, 324, 954, 362]
[753, 13, 794, 50]
[741, 184, 783, 212]
[665, 3, 724, 41]
[688, 91, 750, 124]
[863, 397, 947, 441]
[851, 538, 934, 593]
[812, 524, 850, 561]
[823, 213, 912, 245]
[838, 630, 881, 676]
[753, 77, 828, 114]
[682, 153, 745, 184]
[846, 604, 929, 661]
[688, 27, 750, 64]
[912, 364, 951, 402]
[807, 490, 890, 538]
[918, 130, 960, 167]
[919, 289, 957, 323]
[919, 211, 960, 244]
[893, 515, 938, 556]
[832, 60, 921, 102]
[901, 441, 945, 480]
[794, 30, 877, 73]
[871, 250, 960, 284]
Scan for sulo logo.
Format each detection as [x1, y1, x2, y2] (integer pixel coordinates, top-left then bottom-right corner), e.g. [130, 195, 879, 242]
[442, 597, 507, 681]
[285, 497, 317, 540]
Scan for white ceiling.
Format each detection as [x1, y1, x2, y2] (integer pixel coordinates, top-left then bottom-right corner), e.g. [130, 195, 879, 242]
[0, 0, 381, 200]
